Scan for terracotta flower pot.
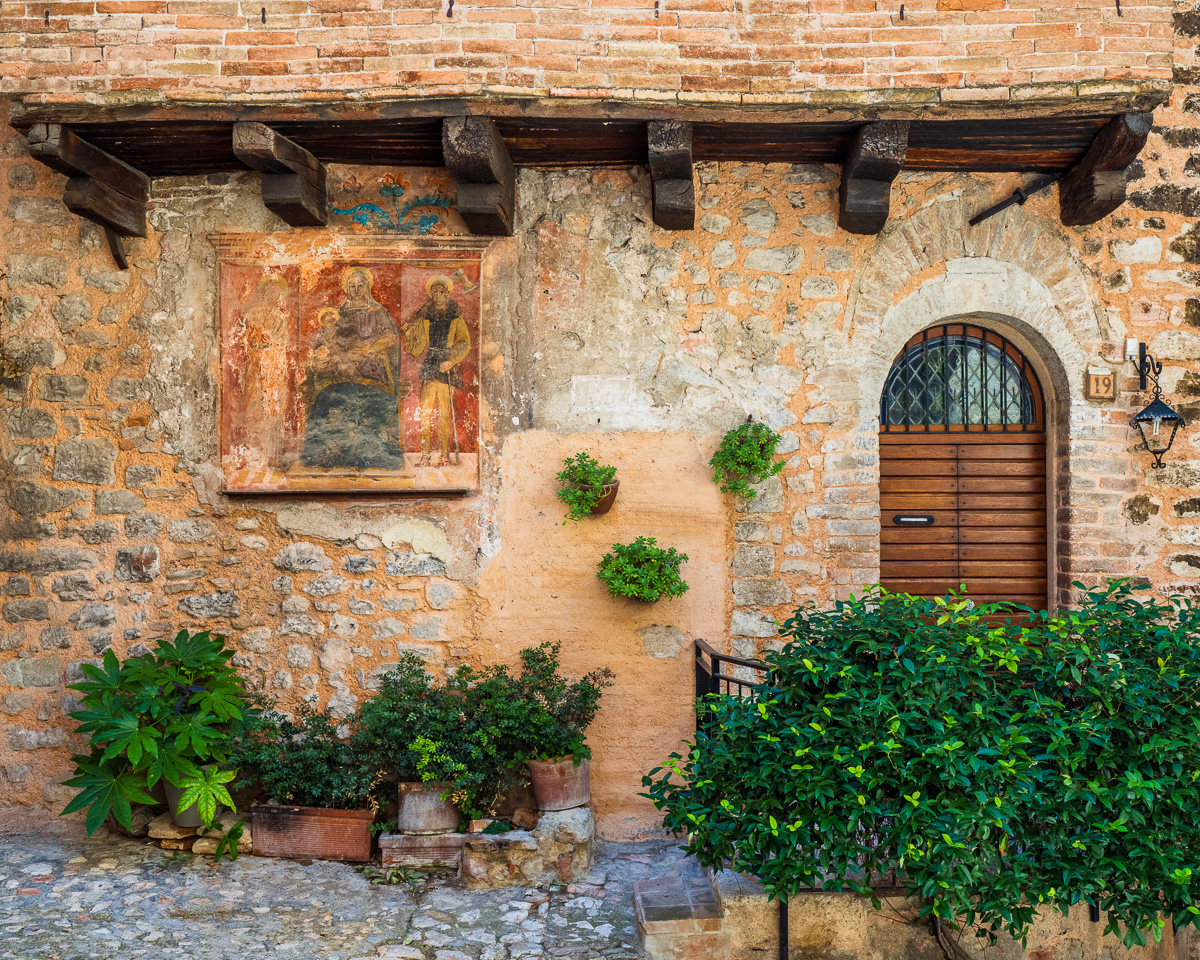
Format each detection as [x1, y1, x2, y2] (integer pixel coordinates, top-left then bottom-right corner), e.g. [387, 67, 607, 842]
[527, 755, 590, 811]
[396, 782, 460, 835]
[251, 804, 374, 862]
[589, 480, 620, 516]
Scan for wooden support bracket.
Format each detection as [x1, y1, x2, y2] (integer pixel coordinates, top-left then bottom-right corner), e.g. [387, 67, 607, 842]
[838, 120, 910, 236]
[233, 121, 328, 227]
[442, 117, 515, 236]
[26, 123, 149, 254]
[648, 120, 695, 231]
[1059, 112, 1153, 226]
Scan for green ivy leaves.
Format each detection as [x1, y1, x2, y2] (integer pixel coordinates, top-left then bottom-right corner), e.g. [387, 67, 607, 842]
[597, 536, 689, 603]
[710, 421, 785, 498]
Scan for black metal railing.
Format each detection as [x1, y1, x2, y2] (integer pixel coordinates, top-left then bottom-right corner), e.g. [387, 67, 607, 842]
[693, 638, 768, 733]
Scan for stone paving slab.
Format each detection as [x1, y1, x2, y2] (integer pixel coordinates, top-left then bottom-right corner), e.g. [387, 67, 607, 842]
[0, 816, 694, 960]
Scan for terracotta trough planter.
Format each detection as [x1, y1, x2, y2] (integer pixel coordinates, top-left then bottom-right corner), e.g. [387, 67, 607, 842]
[527, 755, 590, 811]
[251, 804, 374, 862]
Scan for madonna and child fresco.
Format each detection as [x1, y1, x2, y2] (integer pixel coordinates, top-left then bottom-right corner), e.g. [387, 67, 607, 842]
[219, 242, 481, 493]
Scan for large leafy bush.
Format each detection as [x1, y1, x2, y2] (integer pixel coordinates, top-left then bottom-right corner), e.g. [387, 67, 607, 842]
[63, 630, 250, 833]
[643, 581, 1200, 949]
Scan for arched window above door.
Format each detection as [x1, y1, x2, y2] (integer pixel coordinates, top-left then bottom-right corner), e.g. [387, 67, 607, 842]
[880, 324, 1044, 432]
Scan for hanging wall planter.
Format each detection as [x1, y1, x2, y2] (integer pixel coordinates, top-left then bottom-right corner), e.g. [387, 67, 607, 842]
[556, 452, 619, 522]
[710, 420, 785, 499]
[597, 536, 689, 602]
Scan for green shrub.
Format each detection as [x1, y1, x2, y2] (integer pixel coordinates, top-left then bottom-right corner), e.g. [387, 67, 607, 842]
[352, 653, 530, 820]
[710, 421, 785, 498]
[556, 452, 618, 523]
[230, 704, 376, 810]
[643, 581, 1200, 950]
[351, 654, 465, 784]
[62, 629, 251, 834]
[597, 536, 688, 602]
[509, 641, 614, 762]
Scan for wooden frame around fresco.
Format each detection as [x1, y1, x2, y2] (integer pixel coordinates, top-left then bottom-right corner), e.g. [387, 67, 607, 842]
[212, 234, 489, 495]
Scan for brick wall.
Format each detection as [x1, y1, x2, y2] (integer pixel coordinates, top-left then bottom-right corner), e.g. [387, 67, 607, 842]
[0, 0, 1175, 105]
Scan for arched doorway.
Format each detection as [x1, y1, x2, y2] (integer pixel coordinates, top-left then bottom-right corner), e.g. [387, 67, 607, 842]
[879, 322, 1048, 611]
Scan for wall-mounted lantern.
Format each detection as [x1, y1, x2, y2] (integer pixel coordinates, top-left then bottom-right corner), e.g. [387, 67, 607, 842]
[1127, 339, 1185, 469]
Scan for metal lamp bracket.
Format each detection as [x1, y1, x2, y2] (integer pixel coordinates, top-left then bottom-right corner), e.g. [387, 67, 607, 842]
[1138, 341, 1161, 392]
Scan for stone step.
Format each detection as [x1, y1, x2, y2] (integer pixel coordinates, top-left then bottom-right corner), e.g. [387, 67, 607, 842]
[632, 874, 728, 960]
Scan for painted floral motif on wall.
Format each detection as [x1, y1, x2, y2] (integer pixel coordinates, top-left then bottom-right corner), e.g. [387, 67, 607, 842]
[328, 167, 459, 235]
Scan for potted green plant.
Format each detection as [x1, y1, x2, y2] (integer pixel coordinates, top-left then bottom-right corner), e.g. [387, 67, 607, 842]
[511, 642, 614, 811]
[61, 629, 249, 834]
[352, 655, 471, 833]
[230, 704, 377, 862]
[556, 451, 619, 522]
[710, 420, 785, 498]
[597, 536, 689, 602]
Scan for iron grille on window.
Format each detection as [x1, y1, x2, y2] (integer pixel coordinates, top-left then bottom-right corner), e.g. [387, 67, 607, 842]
[880, 324, 1042, 431]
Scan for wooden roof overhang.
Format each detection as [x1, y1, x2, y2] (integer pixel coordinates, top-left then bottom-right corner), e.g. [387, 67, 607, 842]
[9, 93, 1163, 267]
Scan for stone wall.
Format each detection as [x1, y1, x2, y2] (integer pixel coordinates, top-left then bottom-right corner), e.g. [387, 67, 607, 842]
[6, 10, 1200, 832]
[0, 0, 1174, 105]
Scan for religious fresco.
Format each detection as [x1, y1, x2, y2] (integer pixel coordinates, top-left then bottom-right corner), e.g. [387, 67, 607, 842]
[217, 236, 483, 493]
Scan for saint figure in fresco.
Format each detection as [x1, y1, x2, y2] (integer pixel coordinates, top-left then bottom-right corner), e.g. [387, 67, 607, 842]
[401, 276, 471, 467]
[299, 267, 408, 470]
[232, 274, 291, 466]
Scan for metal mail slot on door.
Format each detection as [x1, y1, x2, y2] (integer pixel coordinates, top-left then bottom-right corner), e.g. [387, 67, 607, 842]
[892, 514, 935, 525]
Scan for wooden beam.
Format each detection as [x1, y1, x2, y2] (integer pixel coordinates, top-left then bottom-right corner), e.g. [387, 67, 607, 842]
[232, 121, 327, 227]
[838, 120, 909, 235]
[648, 120, 694, 231]
[442, 116, 515, 236]
[26, 123, 148, 245]
[1059, 111, 1153, 226]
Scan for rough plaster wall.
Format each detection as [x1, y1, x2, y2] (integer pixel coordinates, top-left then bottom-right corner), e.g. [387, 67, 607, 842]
[5, 71, 1200, 833]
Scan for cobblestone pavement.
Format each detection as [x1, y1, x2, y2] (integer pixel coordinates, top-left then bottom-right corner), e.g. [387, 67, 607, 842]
[0, 817, 693, 960]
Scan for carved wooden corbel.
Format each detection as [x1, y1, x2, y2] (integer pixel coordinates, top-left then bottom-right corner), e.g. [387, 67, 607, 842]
[838, 120, 910, 236]
[233, 121, 328, 227]
[648, 120, 695, 231]
[442, 117, 516, 236]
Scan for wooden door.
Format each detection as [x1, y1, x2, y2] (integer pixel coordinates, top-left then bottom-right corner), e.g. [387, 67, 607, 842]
[878, 324, 1048, 611]
[880, 433, 1048, 609]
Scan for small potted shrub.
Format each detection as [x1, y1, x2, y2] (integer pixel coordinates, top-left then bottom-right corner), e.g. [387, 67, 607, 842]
[513, 643, 614, 811]
[556, 451, 619, 522]
[710, 420, 785, 498]
[352, 655, 468, 834]
[597, 536, 689, 602]
[62, 629, 249, 834]
[231, 705, 377, 862]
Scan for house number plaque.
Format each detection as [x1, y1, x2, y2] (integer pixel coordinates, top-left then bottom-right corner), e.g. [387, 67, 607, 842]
[1085, 366, 1117, 401]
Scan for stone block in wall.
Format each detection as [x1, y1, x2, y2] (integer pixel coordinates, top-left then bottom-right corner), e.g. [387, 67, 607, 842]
[125, 513, 164, 538]
[52, 438, 117, 485]
[735, 476, 784, 514]
[68, 603, 115, 630]
[177, 592, 240, 619]
[0, 656, 59, 687]
[115, 546, 159, 582]
[37, 375, 88, 403]
[7, 727, 67, 750]
[732, 545, 774, 577]
[51, 573, 93, 600]
[274, 543, 332, 573]
[6, 255, 68, 289]
[386, 551, 446, 576]
[0, 549, 96, 575]
[731, 579, 791, 606]
[731, 611, 778, 638]
[2, 598, 49, 623]
[8, 408, 57, 439]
